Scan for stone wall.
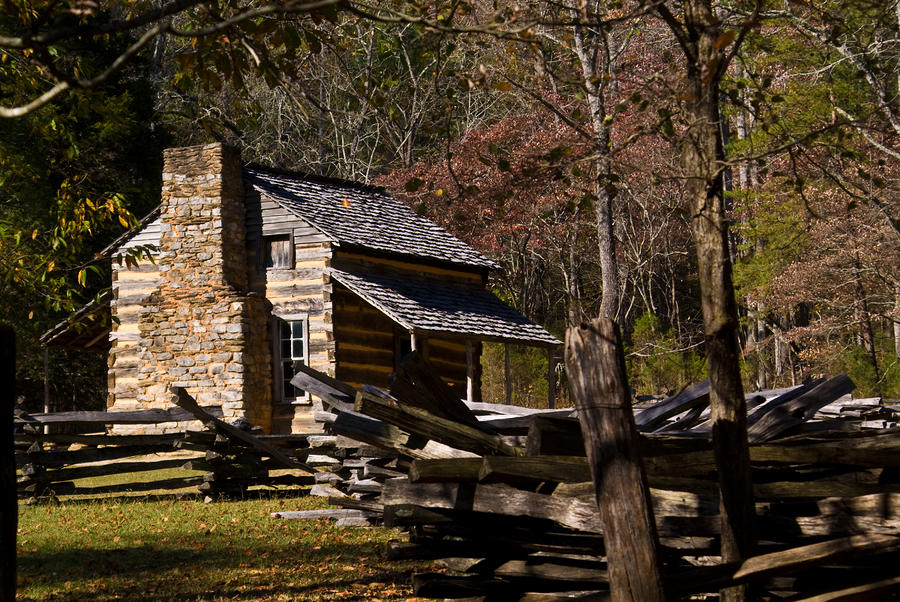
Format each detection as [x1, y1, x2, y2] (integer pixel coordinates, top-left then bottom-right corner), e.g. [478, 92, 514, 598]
[114, 143, 273, 433]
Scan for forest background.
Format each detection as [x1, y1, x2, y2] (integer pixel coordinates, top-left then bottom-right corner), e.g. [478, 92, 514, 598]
[2, 0, 899, 412]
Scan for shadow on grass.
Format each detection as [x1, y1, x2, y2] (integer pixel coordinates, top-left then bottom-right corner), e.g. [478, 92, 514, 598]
[28, 487, 313, 507]
[19, 541, 419, 600]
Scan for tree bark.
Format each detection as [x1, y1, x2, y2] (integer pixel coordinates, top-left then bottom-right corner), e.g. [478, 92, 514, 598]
[670, 1, 757, 599]
[565, 318, 665, 602]
[1, 325, 16, 602]
[894, 285, 900, 358]
[853, 255, 878, 376]
[572, 19, 621, 320]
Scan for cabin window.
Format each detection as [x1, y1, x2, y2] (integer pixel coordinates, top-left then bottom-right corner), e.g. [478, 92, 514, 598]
[263, 234, 293, 269]
[274, 317, 308, 402]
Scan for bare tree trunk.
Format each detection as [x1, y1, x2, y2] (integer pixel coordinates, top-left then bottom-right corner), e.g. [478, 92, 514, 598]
[664, 1, 757, 599]
[894, 285, 900, 358]
[595, 134, 620, 320]
[774, 329, 785, 378]
[572, 19, 622, 320]
[853, 255, 878, 376]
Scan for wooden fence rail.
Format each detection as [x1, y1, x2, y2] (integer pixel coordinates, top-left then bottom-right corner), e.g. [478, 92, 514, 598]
[14, 391, 314, 499]
[281, 352, 900, 600]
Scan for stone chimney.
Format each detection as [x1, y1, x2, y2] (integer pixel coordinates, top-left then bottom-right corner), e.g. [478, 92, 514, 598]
[133, 143, 271, 430]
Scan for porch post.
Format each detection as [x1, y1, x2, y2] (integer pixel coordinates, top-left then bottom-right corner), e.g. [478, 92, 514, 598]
[43, 347, 50, 434]
[43, 348, 49, 414]
[410, 331, 417, 352]
[466, 340, 475, 403]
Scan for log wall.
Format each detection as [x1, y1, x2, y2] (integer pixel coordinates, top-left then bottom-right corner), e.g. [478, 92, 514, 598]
[246, 190, 334, 434]
[331, 251, 482, 400]
[108, 258, 162, 412]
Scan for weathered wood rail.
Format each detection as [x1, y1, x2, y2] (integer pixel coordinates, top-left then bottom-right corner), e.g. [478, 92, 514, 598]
[282, 351, 900, 600]
[14, 390, 315, 499]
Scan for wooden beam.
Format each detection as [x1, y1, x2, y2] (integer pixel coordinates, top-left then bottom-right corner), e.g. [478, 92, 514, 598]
[790, 575, 900, 602]
[634, 380, 710, 431]
[668, 534, 900, 596]
[565, 318, 665, 602]
[172, 388, 315, 473]
[289, 362, 355, 412]
[19, 458, 187, 484]
[748, 374, 856, 443]
[355, 389, 522, 457]
[382, 479, 606, 534]
[1, 325, 16, 602]
[478, 455, 591, 484]
[15, 406, 224, 426]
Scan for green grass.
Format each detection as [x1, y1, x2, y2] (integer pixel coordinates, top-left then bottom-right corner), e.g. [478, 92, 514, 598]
[16, 494, 432, 601]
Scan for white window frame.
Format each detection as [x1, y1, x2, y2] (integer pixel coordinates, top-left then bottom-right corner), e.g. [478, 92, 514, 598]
[273, 314, 310, 404]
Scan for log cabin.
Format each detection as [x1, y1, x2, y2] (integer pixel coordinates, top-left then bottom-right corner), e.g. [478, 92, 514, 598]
[42, 143, 560, 434]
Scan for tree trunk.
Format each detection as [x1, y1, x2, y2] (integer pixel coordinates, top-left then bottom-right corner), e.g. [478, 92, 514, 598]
[595, 136, 620, 320]
[853, 255, 878, 377]
[1, 325, 16, 602]
[565, 318, 665, 602]
[894, 285, 900, 358]
[572, 21, 621, 320]
[676, 1, 756, 599]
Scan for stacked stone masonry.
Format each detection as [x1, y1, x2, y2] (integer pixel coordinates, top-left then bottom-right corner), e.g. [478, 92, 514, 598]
[114, 144, 272, 434]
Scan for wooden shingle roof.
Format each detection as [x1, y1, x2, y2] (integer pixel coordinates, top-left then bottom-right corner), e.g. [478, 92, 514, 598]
[244, 167, 498, 270]
[329, 268, 560, 347]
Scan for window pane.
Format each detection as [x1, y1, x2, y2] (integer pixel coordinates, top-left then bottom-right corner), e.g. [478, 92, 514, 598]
[275, 318, 307, 401]
[282, 362, 294, 399]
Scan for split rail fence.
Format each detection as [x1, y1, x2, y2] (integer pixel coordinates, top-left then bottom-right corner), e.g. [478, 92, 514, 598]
[14, 398, 315, 499]
[276, 339, 900, 600]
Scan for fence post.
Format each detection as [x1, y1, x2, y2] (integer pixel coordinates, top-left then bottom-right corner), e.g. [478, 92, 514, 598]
[565, 317, 665, 602]
[0, 325, 16, 602]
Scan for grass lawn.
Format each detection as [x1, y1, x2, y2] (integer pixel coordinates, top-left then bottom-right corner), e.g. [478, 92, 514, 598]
[16, 492, 432, 601]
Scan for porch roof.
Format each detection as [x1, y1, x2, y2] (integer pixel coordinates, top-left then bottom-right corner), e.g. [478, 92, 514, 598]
[39, 291, 112, 352]
[329, 268, 561, 348]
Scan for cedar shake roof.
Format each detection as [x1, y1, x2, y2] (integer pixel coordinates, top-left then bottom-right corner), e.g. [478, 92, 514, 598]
[329, 267, 561, 347]
[244, 166, 498, 270]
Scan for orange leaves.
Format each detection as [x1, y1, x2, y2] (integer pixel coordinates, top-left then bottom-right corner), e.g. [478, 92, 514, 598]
[714, 30, 736, 50]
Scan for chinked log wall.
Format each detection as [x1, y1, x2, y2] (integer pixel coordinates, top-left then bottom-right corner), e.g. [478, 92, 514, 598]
[331, 250, 481, 399]
[246, 189, 335, 434]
